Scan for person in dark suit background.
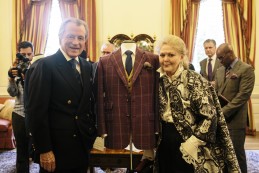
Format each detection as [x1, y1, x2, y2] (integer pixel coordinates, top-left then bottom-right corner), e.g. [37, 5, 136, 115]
[188, 63, 195, 71]
[200, 39, 221, 86]
[100, 42, 116, 56]
[79, 49, 87, 60]
[92, 42, 116, 80]
[26, 18, 97, 173]
[215, 43, 255, 173]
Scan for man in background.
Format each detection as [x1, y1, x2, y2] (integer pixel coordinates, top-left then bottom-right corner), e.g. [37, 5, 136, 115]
[92, 42, 116, 80]
[7, 41, 34, 173]
[26, 18, 97, 173]
[200, 39, 221, 86]
[100, 42, 116, 56]
[215, 43, 255, 173]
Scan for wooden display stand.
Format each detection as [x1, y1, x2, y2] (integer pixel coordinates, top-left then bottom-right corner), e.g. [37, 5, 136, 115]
[89, 148, 143, 173]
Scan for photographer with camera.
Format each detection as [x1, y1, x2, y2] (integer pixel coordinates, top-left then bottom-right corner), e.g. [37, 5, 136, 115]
[7, 41, 34, 173]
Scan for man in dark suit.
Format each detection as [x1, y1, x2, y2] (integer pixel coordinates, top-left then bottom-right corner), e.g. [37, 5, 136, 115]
[200, 39, 221, 86]
[215, 43, 255, 173]
[97, 41, 159, 151]
[26, 18, 97, 173]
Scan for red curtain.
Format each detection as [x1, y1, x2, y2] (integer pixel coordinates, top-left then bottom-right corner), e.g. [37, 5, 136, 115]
[12, 0, 31, 60]
[170, 0, 200, 62]
[13, 0, 52, 59]
[222, 0, 256, 135]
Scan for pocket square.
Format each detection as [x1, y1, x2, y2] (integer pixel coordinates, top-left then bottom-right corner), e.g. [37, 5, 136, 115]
[230, 73, 238, 79]
[143, 62, 153, 70]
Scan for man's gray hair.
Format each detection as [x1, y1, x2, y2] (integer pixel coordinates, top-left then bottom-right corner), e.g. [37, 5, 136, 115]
[58, 17, 88, 40]
[203, 39, 216, 46]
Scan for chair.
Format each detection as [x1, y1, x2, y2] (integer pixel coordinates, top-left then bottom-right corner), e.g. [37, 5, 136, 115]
[0, 98, 16, 149]
[0, 118, 16, 149]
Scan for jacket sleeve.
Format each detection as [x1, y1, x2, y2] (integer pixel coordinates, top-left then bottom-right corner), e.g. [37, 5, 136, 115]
[97, 58, 107, 136]
[7, 80, 19, 97]
[26, 59, 52, 153]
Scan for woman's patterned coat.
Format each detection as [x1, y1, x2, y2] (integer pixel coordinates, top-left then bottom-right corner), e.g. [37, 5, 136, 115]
[155, 70, 240, 173]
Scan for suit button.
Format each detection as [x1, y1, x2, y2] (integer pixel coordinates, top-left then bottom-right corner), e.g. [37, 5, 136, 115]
[86, 114, 89, 117]
[75, 116, 78, 119]
[73, 134, 77, 137]
[67, 100, 72, 104]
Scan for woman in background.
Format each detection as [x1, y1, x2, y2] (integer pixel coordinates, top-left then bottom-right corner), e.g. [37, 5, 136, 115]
[154, 35, 240, 173]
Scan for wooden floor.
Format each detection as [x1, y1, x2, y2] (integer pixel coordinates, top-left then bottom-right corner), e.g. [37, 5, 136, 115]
[245, 132, 259, 150]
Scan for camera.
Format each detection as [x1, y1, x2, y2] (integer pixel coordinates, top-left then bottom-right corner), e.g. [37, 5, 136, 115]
[16, 53, 30, 63]
[8, 53, 30, 79]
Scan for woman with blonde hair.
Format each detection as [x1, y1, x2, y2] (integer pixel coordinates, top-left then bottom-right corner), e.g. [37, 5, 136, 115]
[154, 35, 240, 173]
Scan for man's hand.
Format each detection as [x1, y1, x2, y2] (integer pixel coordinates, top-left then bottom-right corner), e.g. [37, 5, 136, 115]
[8, 67, 18, 79]
[210, 81, 215, 87]
[40, 151, 56, 172]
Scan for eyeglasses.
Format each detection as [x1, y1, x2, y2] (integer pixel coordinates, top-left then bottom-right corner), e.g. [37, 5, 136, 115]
[217, 55, 225, 60]
[101, 51, 111, 55]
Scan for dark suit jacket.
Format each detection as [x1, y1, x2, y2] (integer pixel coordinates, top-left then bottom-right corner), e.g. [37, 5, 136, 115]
[200, 57, 221, 81]
[215, 60, 255, 129]
[97, 47, 160, 150]
[26, 50, 97, 169]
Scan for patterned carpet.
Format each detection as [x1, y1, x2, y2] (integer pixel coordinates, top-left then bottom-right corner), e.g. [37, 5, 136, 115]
[0, 149, 258, 173]
[0, 149, 39, 173]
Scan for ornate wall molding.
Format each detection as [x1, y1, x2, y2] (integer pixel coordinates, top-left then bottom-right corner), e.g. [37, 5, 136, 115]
[108, 34, 156, 52]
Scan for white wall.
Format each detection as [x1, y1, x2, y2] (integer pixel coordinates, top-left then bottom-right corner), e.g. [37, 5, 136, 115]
[0, 0, 12, 96]
[95, 0, 170, 59]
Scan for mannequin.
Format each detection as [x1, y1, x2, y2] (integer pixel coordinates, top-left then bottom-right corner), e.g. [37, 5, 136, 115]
[121, 40, 137, 52]
[121, 40, 137, 71]
[97, 41, 159, 171]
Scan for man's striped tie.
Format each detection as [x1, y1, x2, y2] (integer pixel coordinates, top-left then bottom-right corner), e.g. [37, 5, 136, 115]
[225, 66, 231, 79]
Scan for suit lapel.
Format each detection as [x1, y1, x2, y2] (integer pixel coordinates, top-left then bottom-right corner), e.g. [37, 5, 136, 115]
[77, 58, 92, 112]
[110, 49, 128, 86]
[219, 61, 240, 94]
[217, 67, 226, 94]
[55, 50, 82, 97]
[131, 48, 146, 84]
[212, 59, 221, 78]
[79, 57, 89, 91]
[204, 60, 209, 77]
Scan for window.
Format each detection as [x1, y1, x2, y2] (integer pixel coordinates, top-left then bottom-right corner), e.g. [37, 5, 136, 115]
[192, 0, 225, 72]
[44, 0, 62, 56]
